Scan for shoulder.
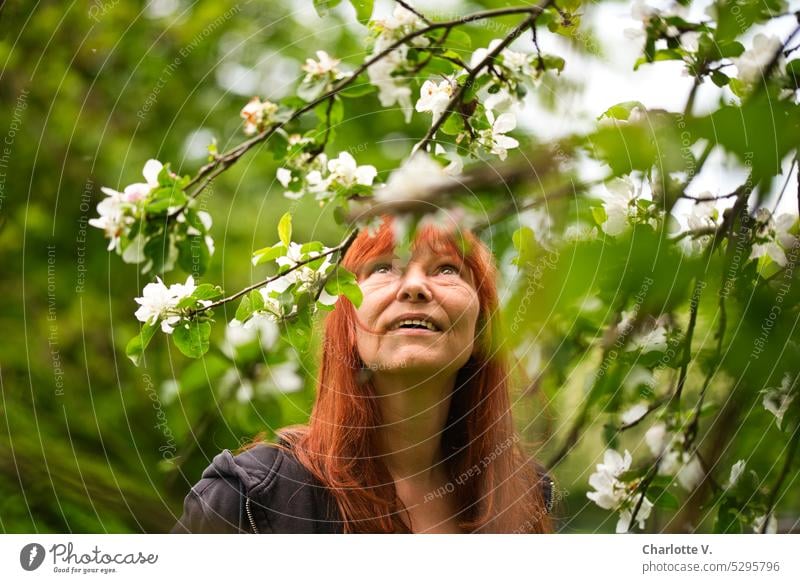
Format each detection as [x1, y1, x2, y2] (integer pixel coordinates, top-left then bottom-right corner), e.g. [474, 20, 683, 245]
[170, 442, 314, 533]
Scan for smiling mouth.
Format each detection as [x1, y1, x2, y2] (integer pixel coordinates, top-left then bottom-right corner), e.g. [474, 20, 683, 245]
[389, 318, 441, 332]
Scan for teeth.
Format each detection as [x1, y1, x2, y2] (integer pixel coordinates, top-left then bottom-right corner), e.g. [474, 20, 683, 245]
[393, 319, 438, 331]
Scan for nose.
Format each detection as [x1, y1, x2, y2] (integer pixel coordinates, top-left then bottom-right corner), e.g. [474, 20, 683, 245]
[396, 264, 432, 302]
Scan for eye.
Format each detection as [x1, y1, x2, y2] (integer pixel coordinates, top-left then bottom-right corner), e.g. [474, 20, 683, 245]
[370, 262, 395, 275]
[438, 263, 460, 275]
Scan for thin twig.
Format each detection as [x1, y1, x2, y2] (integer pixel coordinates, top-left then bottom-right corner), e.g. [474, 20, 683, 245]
[188, 229, 359, 315]
[411, 1, 552, 155]
[168, 5, 549, 220]
[394, 0, 431, 25]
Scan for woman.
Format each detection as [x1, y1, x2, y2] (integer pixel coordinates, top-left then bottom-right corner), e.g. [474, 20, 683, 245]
[171, 214, 554, 534]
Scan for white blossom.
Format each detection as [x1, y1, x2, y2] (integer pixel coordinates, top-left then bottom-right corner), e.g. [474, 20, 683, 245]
[752, 513, 778, 534]
[616, 496, 653, 533]
[90, 159, 167, 252]
[223, 316, 280, 357]
[367, 50, 414, 121]
[621, 403, 649, 425]
[134, 275, 197, 334]
[479, 110, 519, 160]
[470, 39, 533, 77]
[415, 78, 455, 122]
[644, 422, 704, 491]
[276, 167, 292, 188]
[122, 159, 163, 203]
[326, 151, 377, 187]
[732, 34, 783, 85]
[600, 177, 637, 236]
[88, 190, 133, 252]
[676, 455, 705, 491]
[587, 449, 633, 510]
[726, 460, 746, 489]
[484, 87, 517, 113]
[365, 5, 425, 123]
[762, 373, 796, 429]
[378, 4, 421, 31]
[587, 448, 654, 533]
[686, 193, 719, 231]
[259, 361, 304, 394]
[373, 153, 456, 203]
[301, 50, 342, 79]
[750, 212, 798, 268]
[240, 96, 278, 135]
[434, 144, 463, 176]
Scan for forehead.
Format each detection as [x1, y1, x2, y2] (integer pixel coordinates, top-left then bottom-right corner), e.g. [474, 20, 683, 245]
[357, 224, 470, 265]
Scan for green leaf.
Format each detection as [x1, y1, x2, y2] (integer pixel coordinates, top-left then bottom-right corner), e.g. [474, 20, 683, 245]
[192, 283, 223, 301]
[126, 322, 157, 366]
[177, 235, 209, 276]
[278, 212, 292, 247]
[252, 243, 287, 266]
[598, 101, 646, 121]
[157, 162, 174, 187]
[324, 266, 362, 308]
[441, 113, 464, 136]
[591, 206, 608, 226]
[710, 70, 730, 87]
[249, 289, 265, 312]
[649, 487, 679, 510]
[349, 0, 374, 24]
[146, 185, 188, 214]
[542, 54, 565, 74]
[172, 320, 211, 358]
[236, 295, 253, 322]
[447, 28, 472, 52]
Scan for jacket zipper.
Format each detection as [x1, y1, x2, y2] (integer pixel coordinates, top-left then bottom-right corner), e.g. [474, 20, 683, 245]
[245, 497, 260, 534]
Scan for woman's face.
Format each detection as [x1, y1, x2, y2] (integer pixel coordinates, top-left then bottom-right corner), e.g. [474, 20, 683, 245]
[354, 242, 481, 378]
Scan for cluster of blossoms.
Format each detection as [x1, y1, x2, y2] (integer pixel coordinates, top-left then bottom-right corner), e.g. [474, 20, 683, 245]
[251, 241, 339, 322]
[298, 50, 347, 101]
[89, 159, 164, 254]
[134, 275, 210, 334]
[761, 372, 796, 430]
[644, 421, 705, 491]
[586, 449, 654, 533]
[415, 77, 455, 122]
[366, 5, 428, 122]
[626, 1, 793, 97]
[240, 96, 279, 135]
[597, 176, 662, 237]
[469, 38, 549, 108]
[276, 150, 377, 203]
[412, 37, 550, 160]
[90, 159, 213, 272]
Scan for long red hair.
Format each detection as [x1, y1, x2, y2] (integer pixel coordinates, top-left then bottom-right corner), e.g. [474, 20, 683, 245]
[243, 214, 552, 533]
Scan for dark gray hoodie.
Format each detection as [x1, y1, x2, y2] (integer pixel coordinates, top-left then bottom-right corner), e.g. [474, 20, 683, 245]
[170, 442, 553, 533]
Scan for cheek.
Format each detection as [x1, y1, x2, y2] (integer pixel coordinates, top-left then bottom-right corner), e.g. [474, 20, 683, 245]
[443, 288, 480, 332]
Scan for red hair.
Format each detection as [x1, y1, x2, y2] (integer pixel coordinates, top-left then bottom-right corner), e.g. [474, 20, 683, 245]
[244, 215, 552, 533]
